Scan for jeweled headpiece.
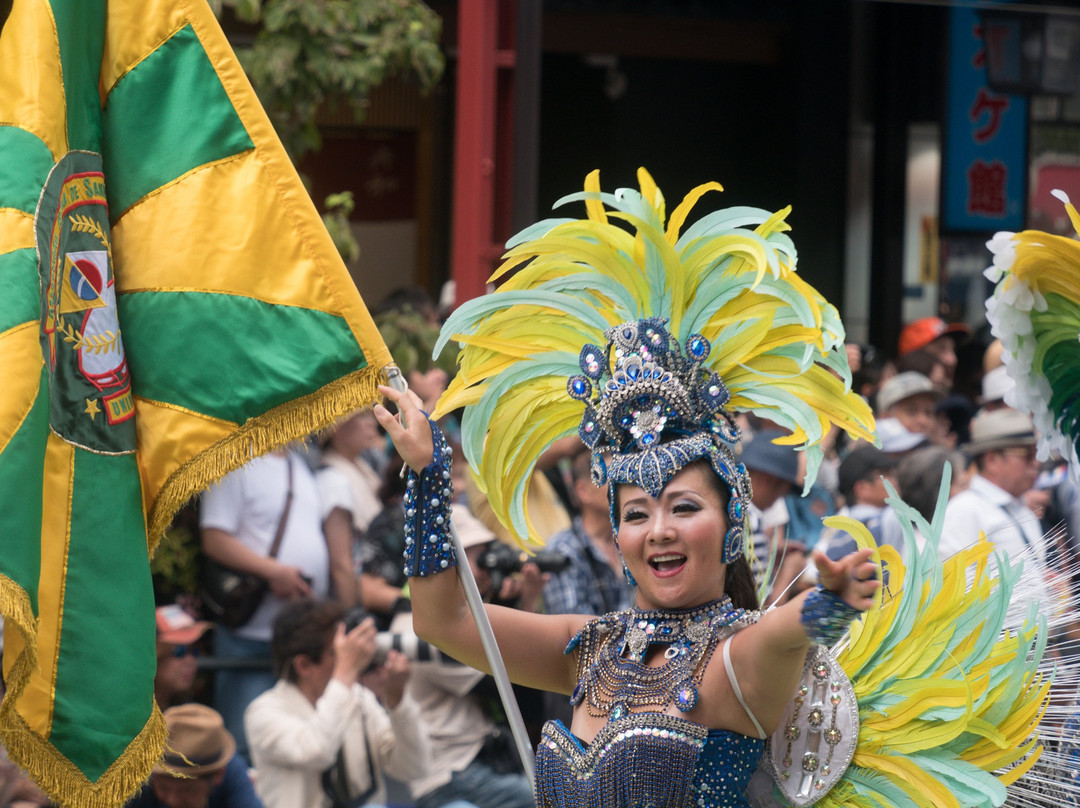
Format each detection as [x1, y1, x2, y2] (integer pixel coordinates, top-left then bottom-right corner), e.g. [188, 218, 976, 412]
[432, 169, 875, 554]
[569, 317, 751, 562]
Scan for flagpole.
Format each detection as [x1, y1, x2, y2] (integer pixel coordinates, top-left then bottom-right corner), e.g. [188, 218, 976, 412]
[384, 367, 536, 787]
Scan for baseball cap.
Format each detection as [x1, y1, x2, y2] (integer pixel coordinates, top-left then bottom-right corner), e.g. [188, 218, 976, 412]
[739, 430, 800, 486]
[898, 317, 971, 356]
[156, 604, 212, 645]
[838, 445, 898, 499]
[876, 371, 943, 414]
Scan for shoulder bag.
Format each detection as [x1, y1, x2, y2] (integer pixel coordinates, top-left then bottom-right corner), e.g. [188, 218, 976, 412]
[200, 457, 295, 629]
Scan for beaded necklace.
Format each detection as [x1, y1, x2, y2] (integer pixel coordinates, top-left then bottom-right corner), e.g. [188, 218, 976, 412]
[568, 596, 759, 720]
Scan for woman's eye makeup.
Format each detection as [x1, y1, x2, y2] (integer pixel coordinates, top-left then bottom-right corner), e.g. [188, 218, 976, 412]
[622, 508, 646, 521]
[673, 501, 701, 513]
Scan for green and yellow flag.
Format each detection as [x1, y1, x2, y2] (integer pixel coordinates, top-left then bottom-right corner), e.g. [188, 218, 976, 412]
[0, 0, 392, 804]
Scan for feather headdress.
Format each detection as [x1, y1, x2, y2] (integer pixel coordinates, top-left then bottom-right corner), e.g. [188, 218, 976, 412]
[985, 190, 1080, 481]
[433, 169, 875, 548]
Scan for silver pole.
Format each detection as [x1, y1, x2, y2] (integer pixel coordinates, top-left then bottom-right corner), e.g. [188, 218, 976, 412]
[383, 367, 536, 786]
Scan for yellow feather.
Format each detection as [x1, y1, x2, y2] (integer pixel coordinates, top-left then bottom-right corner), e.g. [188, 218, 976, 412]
[665, 180, 724, 245]
[636, 167, 664, 222]
[583, 169, 606, 225]
[433, 379, 485, 419]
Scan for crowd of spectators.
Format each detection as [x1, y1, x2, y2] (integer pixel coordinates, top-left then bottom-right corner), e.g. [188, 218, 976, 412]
[122, 295, 1080, 808]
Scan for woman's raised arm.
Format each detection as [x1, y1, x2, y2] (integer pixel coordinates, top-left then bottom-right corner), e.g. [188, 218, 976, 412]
[727, 548, 880, 733]
[373, 384, 587, 694]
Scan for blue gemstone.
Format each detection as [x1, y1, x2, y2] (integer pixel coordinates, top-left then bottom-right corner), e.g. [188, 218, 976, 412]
[572, 378, 587, 395]
[675, 683, 698, 711]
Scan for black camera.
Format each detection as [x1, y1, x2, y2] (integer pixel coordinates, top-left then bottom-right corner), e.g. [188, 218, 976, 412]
[475, 543, 571, 597]
[477, 543, 571, 575]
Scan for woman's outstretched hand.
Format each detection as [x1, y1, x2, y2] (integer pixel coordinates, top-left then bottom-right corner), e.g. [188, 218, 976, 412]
[811, 547, 880, 612]
[374, 384, 435, 473]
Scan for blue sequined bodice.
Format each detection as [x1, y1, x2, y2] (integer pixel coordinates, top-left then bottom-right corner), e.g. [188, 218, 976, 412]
[534, 714, 765, 807]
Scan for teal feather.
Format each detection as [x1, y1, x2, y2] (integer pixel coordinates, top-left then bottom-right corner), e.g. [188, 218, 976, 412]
[534, 273, 640, 318]
[681, 275, 761, 340]
[504, 217, 576, 248]
[912, 753, 1006, 808]
[843, 765, 921, 808]
[679, 227, 785, 277]
[461, 355, 580, 472]
[674, 205, 780, 244]
[435, 290, 611, 358]
[551, 188, 624, 212]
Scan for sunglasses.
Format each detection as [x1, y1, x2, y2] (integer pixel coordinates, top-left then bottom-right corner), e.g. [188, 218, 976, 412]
[160, 644, 199, 659]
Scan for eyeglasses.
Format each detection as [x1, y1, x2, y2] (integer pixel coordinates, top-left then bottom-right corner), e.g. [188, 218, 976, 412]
[1000, 447, 1037, 462]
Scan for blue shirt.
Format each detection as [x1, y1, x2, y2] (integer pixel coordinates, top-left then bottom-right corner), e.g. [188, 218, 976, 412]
[127, 755, 263, 808]
[542, 518, 631, 616]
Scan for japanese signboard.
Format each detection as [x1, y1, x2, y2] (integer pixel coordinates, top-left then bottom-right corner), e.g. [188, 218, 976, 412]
[943, 6, 1028, 232]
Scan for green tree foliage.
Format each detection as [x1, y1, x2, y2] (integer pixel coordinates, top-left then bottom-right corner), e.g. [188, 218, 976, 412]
[322, 191, 361, 264]
[213, 0, 444, 160]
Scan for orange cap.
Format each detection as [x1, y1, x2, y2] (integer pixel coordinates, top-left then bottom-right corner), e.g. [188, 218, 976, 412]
[898, 317, 970, 356]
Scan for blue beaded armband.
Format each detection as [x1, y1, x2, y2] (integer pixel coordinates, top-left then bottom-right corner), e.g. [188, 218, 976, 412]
[800, 586, 860, 646]
[402, 417, 456, 578]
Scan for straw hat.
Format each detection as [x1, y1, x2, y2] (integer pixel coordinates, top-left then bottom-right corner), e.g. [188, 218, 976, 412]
[156, 704, 235, 777]
[963, 409, 1037, 456]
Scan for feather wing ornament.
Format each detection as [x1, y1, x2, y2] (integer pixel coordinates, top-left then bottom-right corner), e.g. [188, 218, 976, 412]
[753, 473, 1080, 808]
[432, 169, 875, 548]
[985, 190, 1080, 480]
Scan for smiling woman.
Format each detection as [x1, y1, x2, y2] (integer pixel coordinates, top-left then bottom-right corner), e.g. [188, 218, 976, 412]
[372, 171, 1067, 808]
[368, 170, 888, 808]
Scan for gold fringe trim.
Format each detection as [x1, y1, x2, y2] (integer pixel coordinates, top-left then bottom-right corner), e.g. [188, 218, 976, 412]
[0, 576, 167, 808]
[146, 365, 390, 548]
[0, 573, 39, 729]
[0, 701, 167, 808]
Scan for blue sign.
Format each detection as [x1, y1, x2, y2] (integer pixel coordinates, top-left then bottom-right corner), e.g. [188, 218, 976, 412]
[942, 6, 1027, 232]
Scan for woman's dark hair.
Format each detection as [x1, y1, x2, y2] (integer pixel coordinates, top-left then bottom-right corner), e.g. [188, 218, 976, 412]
[612, 457, 759, 611]
[270, 598, 343, 682]
[691, 460, 760, 611]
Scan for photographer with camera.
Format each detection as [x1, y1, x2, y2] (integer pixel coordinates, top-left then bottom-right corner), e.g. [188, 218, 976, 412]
[386, 505, 537, 808]
[244, 598, 430, 808]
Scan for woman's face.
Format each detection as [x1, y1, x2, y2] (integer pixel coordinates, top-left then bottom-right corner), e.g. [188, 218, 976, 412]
[615, 463, 728, 611]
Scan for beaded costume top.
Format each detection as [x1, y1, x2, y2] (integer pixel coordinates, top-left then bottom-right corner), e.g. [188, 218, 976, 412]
[534, 598, 764, 807]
